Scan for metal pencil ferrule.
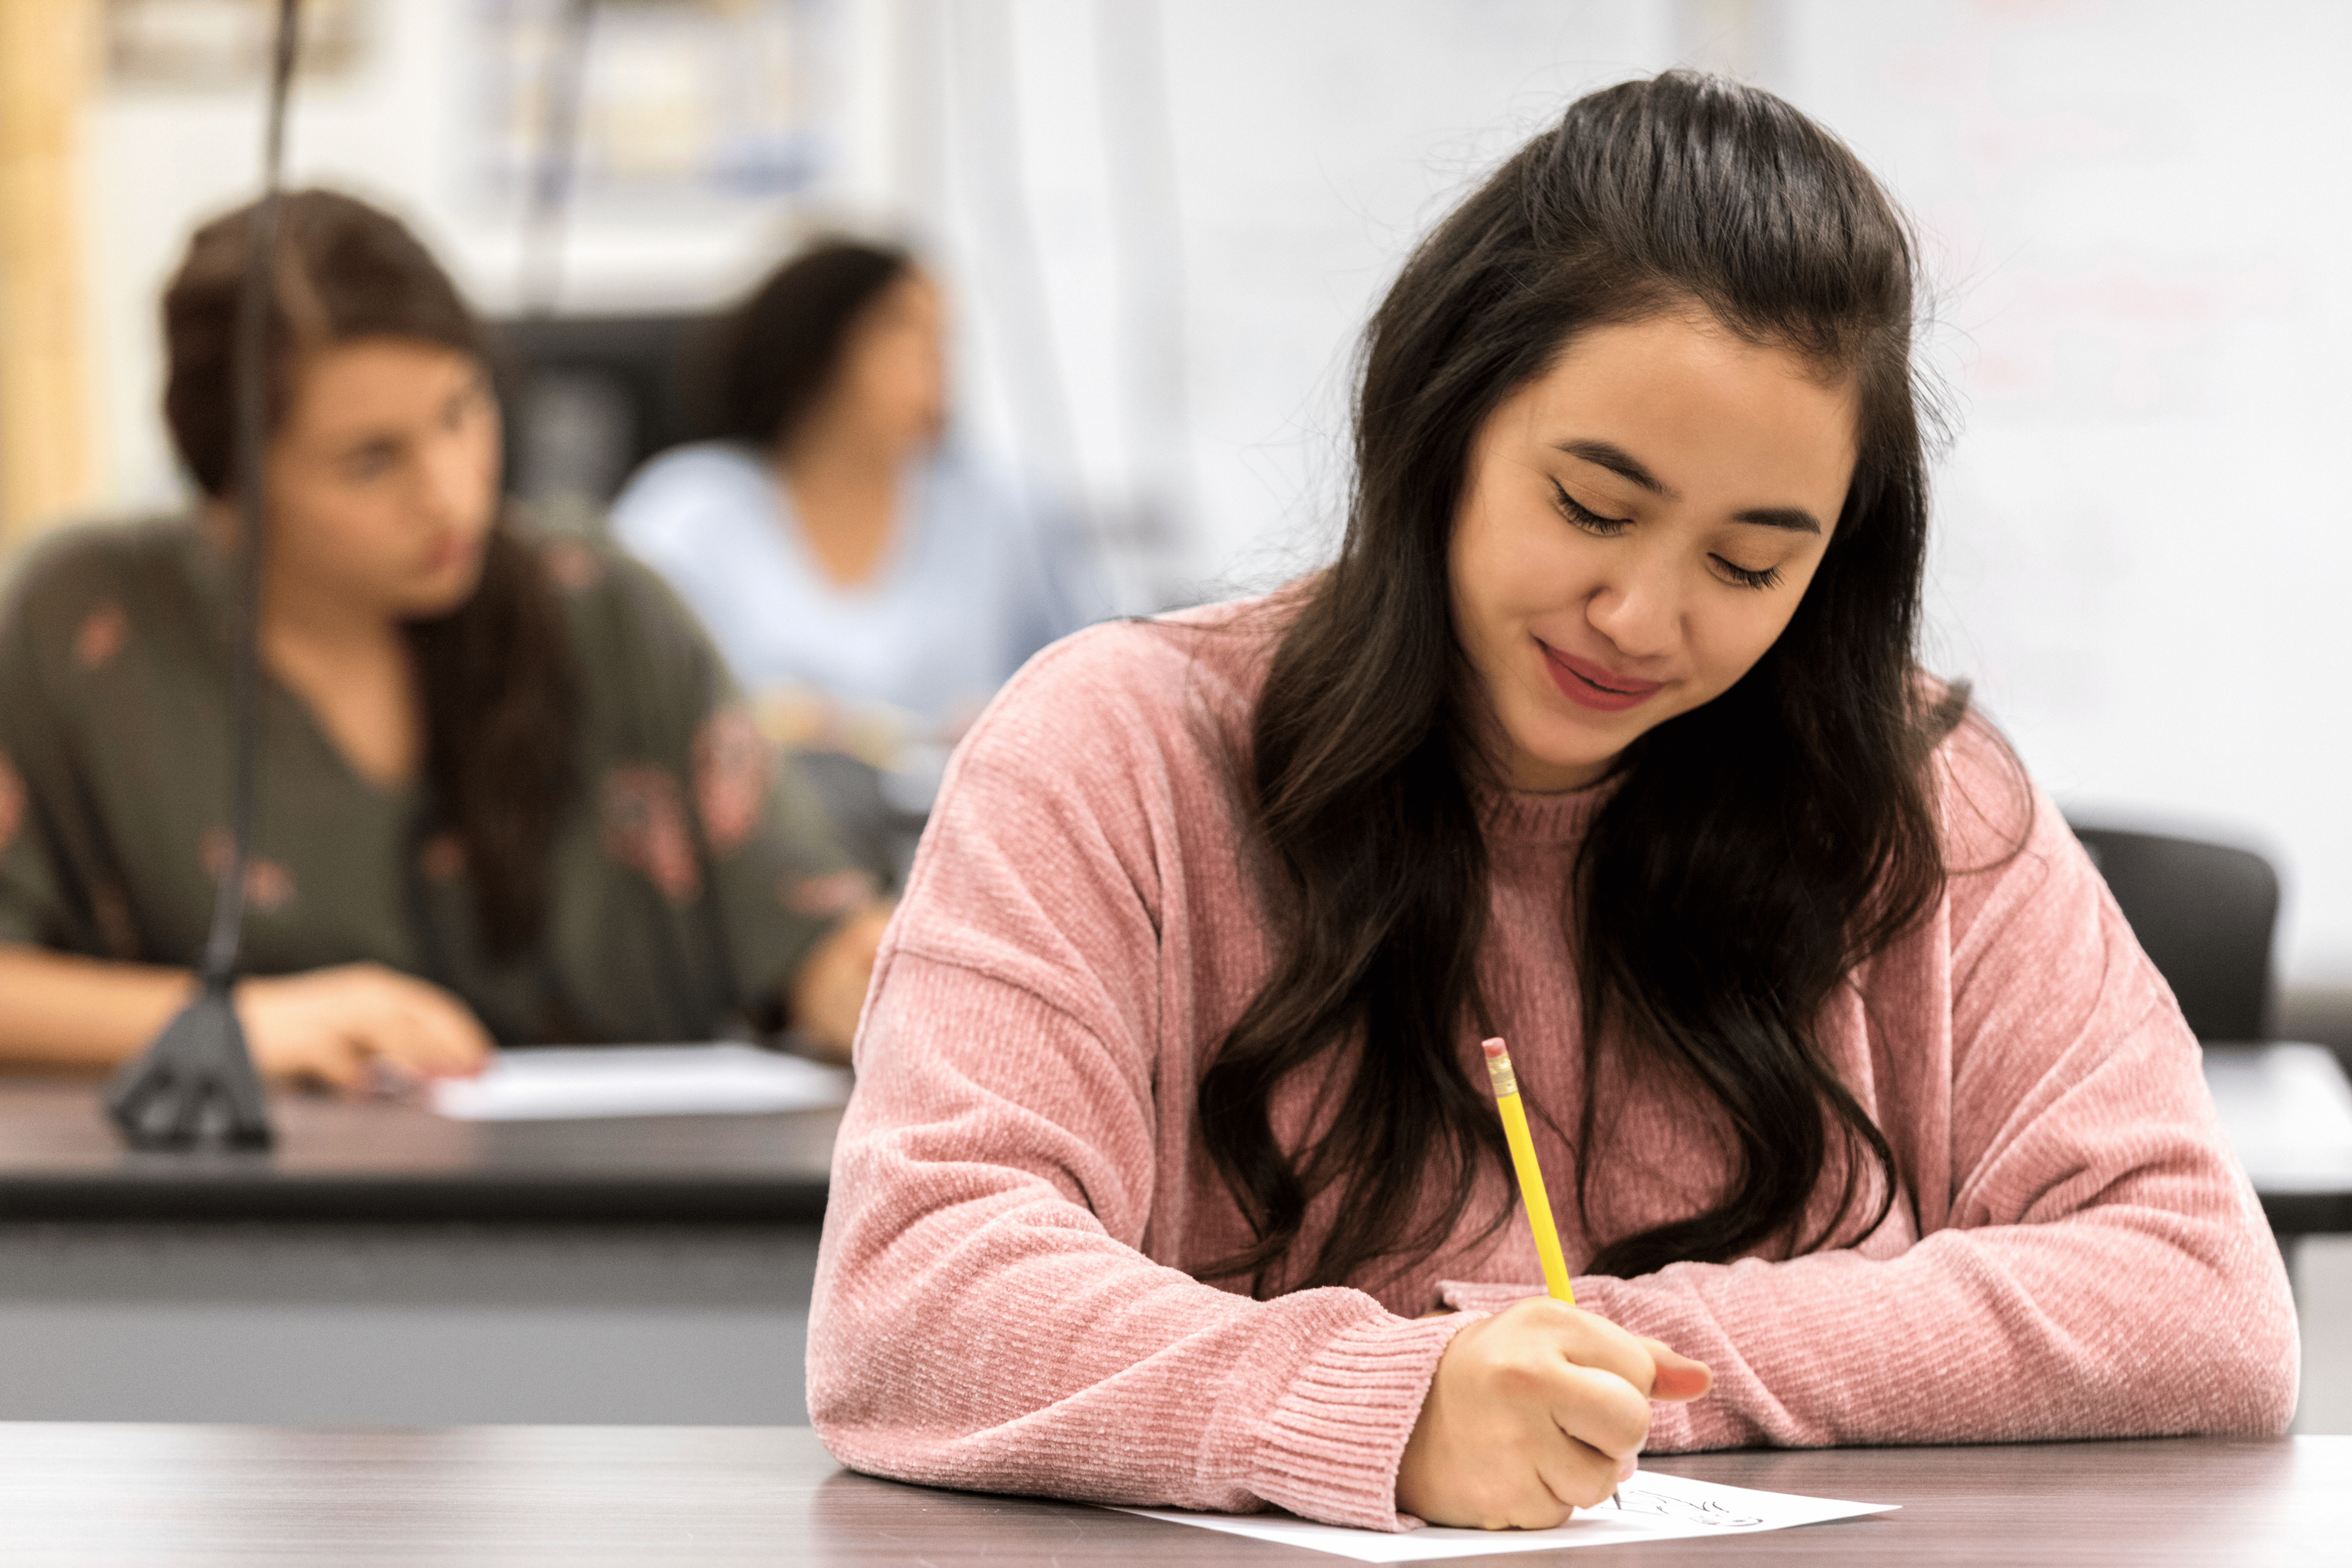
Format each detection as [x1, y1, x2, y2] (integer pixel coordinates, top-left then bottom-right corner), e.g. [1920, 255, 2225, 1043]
[1483, 1051, 1520, 1099]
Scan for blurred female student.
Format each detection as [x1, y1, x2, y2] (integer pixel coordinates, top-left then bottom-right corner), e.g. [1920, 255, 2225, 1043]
[808, 75, 2297, 1532]
[0, 191, 888, 1087]
[609, 240, 1102, 779]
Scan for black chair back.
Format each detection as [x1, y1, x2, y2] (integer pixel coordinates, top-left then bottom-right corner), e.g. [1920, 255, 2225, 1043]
[2071, 825, 2279, 1042]
[488, 314, 715, 507]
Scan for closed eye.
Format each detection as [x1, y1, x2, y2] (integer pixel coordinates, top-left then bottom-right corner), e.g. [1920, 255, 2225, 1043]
[341, 440, 401, 482]
[1712, 555, 1783, 591]
[1550, 480, 1631, 536]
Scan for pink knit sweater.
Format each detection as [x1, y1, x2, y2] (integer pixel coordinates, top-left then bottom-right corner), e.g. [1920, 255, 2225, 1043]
[808, 600, 2299, 1531]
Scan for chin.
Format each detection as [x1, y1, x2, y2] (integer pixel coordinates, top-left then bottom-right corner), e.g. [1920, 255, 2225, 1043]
[401, 567, 485, 621]
[1503, 725, 1624, 790]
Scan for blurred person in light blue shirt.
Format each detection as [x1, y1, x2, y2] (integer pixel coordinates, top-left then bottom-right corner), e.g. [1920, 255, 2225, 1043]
[611, 240, 1103, 849]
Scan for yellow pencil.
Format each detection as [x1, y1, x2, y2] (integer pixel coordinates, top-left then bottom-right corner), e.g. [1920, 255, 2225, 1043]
[1479, 1037, 1574, 1304]
[1484, 1036, 1619, 1508]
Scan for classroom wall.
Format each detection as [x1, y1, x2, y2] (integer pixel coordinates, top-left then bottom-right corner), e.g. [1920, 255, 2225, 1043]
[61, 0, 2352, 988]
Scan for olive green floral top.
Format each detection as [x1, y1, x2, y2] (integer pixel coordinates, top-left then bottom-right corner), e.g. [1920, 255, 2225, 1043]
[0, 517, 869, 1045]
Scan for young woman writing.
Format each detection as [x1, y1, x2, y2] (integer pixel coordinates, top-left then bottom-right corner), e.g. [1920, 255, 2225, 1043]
[0, 191, 887, 1085]
[806, 75, 2297, 1532]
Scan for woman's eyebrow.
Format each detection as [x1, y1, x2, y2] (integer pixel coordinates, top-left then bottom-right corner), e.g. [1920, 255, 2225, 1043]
[338, 432, 403, 464]
[1554, 438, 1670, 495]
[1555, 438, 1823, 535]
[1732, 506, 1822, 535]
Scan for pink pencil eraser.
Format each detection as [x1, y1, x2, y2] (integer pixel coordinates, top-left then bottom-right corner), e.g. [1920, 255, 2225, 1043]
[1481, 1037, 1507, 1059]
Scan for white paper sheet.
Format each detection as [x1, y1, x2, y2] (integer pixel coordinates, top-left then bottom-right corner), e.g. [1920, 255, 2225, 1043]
[1115, 1469, 1895, 1561]
[429, 1044, 853, 1121]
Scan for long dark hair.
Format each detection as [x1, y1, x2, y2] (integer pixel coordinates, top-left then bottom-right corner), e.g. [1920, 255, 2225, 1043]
[162, 188, 580, 962]
[708, 238, 915, 450]
[1197, 73, 1960, 1297]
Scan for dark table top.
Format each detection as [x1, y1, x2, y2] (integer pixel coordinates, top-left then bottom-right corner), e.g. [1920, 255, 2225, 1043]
[0, 1044, 2344, 1233]
[0, 1425, 2338, 1566]
[0, 1076, 836, 1225]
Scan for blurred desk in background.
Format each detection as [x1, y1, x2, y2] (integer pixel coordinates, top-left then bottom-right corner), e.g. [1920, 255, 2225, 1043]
[0, 1078, 835, 1426]
[2204, 1044, 2352, 1245]
[0, 1044, 2345, 1431]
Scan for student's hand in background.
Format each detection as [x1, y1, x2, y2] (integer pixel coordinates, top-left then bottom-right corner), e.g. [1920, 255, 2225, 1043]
[1396, 1296, 1711, 1529]
[235, 962, 492, 1092]
[791, 904, 895, 1065]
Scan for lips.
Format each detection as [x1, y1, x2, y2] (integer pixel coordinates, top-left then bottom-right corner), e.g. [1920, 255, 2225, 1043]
[422, 532, 483, 576]
[1537, 639, 1664, 713]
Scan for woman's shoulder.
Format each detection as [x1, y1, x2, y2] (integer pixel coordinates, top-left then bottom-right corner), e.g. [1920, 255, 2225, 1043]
[948, 588, 1298, 782]
[1919, 695, 2096, 938]
[993, 590, 1290, 721]
[1926, 700, 2045, 859]
[3, 514, 191, 600]
[529, 521, 705, 649]
[0, 517, 206, 664]
[608, 441, 771, 546]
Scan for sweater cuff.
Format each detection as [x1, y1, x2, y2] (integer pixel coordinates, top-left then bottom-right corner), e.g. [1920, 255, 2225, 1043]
[1248, 1310, 1479, 1532]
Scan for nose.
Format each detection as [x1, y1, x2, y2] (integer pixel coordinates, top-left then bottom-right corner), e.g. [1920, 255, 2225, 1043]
[1584, 542, 1680, 661]
[418, 416, 494, 527]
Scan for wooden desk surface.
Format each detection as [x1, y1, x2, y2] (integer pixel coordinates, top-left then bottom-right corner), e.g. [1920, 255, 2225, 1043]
[0, 1425, 2338, 1566]
[0, 1077, 836, 1224]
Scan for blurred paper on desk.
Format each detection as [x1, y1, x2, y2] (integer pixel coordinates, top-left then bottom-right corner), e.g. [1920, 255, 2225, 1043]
[430, 1044, 853, 1122]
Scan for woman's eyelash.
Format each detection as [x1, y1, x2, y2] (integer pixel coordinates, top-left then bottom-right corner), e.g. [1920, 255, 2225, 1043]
[1714, 557, 1782, 591]
[1549, 481, 1630, 534]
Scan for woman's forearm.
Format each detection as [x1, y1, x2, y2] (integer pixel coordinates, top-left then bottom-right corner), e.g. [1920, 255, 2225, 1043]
[0, 945, 200, 1071]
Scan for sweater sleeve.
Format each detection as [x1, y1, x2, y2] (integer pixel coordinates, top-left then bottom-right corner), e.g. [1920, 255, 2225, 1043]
[806, 630, 1469, 1530]
[1457, 730, 2301, 1449]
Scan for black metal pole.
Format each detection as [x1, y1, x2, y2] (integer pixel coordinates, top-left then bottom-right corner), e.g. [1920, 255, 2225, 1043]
[105, 0, 303, 1151]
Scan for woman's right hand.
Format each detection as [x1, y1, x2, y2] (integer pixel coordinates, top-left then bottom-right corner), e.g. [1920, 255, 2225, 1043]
[235, 962, 492, 1091]
[1395, 1296, 1713, 1529]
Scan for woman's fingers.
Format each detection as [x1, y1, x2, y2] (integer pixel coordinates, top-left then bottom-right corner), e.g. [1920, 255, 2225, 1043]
[1541, 1302, 1668, 1396]
[282, 1030, 370, 1093]
[791, 904, 895, 1061]
[397, 984, 492, 1076]
[1513, 1298, 1716, 1407]
[238, 964, 493, 1091]
[1642, 1337, 1714, 1401]
[347, 973, 490, 1081]
[1474, 1363, 1644, 1523]
[1400, 1300, 1681, 1530]
[1546, 1361, 1653, 1462]
[1530, 1433, 1627, 1517]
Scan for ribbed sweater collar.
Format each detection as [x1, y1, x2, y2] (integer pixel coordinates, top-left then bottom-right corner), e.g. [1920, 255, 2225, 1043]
[1475, 773, 1617, 847]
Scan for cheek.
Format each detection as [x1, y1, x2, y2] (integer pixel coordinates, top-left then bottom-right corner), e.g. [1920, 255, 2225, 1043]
[888, 343, 944, 408]
[461, 423, 504, 522]
[273, 499, 386, 583]
[1446, 495, 1515, 655]
[1455, 498, 1596, 633]
[474, 407, 505, 478]
[1689, 589, 1808, 695]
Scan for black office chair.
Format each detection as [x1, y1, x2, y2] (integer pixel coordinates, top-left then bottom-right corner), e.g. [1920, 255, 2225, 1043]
[488, 313, 716, 508]
[2069, 824, 2279, 1042]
